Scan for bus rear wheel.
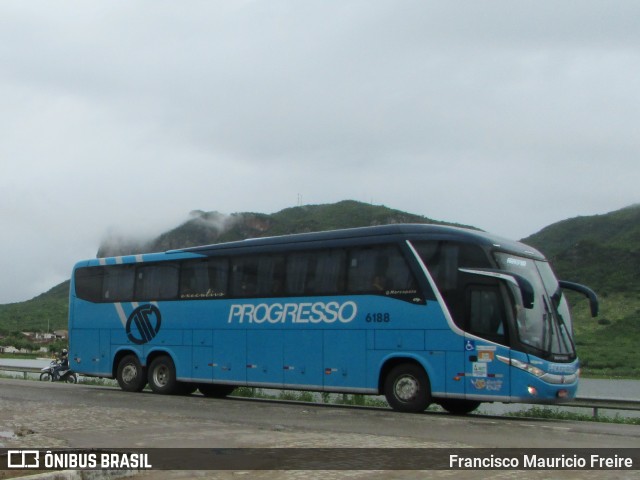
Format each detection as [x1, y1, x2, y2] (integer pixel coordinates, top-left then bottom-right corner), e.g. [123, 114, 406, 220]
[148, 356, 177, 394]
[116, 354, 146, 392]
[437, 399, 481, 415]
[384, 364, 431, 413]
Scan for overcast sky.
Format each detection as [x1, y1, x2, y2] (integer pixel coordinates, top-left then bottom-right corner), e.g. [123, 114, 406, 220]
[1, 1, 638, 303]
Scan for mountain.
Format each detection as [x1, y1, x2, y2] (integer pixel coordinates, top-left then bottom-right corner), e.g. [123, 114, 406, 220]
[522, 204, 640, 295]
[97, 200, 470, 257]
[2, 201, 638, 377]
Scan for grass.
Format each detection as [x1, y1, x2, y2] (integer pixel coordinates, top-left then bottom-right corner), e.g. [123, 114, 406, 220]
[506, 406, 640, 425]
[0, 353, 40, 360]
[570, 291, 640, 378]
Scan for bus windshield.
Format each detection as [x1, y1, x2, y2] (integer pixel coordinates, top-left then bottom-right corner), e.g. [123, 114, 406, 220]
[494, 253, 575, 360]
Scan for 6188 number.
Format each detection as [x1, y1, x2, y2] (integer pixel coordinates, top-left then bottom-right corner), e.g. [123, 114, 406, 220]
[366, 313, 390, 323]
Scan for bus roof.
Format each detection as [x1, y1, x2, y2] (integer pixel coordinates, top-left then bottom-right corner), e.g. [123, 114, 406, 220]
[173, 224, 546, 260]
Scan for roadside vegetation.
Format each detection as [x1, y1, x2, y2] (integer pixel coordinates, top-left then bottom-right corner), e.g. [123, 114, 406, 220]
[506, 406, 640, 426]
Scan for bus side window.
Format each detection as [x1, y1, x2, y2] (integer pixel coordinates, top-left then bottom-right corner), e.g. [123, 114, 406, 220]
[311, 249, 347, 295]
[135, 263, 179, 301]
[348, 247, 379, 293]
[347, 245, 417, 295]
[231, 254, 285, 298]
[102, 265, 135, 302]
[414, 242, 460, 322]
[256, 255, 285, 296]
[285, 249, 346, 296]
[230, 256, 258, 297]
[207, 257, 229, 297]
[74, 267, 105, 303]
[180, 259, 210, 297]
[466, 286, 507, 343]
[286, 252, 314, 295]
[385, 246, 418, 292]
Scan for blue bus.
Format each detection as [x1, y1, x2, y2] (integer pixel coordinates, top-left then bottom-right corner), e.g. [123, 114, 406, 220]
[68, 224, 598, 414]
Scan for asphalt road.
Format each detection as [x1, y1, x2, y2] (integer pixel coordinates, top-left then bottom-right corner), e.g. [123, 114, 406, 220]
[0, 378, 638, 479]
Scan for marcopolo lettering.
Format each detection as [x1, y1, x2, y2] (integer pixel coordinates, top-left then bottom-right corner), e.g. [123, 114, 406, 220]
[228, 301, 358, 324]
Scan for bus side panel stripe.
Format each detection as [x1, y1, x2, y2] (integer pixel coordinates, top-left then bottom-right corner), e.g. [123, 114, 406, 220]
[114, 303, 127, 327]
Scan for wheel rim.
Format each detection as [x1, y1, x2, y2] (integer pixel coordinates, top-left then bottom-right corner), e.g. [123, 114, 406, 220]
[153, 365, 169, 387]
[122, 364, 138, 384]
[394, 374, 419, 402]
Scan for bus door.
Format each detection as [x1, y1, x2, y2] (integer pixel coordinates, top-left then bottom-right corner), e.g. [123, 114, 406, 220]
[463, 285, 511, 398]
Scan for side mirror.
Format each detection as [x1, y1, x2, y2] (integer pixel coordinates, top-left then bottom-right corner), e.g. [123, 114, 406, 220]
[559, 281, 599, 317]
[459, 268, 535, 309]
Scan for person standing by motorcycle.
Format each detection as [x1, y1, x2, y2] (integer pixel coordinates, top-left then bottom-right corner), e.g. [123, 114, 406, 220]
[52, 348, 69, 381]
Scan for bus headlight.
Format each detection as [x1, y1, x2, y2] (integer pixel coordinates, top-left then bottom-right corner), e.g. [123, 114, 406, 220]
[498, 356, 545, 377]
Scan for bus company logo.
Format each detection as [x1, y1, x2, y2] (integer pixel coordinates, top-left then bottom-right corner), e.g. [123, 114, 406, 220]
[228, 301, 358, 324]
[126, 304, 162, 345]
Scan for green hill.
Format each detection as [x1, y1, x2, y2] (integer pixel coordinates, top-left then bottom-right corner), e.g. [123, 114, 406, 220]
[522, 204, 640, 294]
[0, 280, 70, 334]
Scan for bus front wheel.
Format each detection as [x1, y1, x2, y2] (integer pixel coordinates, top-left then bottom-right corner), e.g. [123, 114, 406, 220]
[116, 354, 146, 392]
[147, 356, 177, 394]
[384, 364, 431, 413]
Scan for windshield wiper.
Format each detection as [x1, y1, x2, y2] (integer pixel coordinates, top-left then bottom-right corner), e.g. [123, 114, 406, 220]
[542, 296, 553, 352]
[544, 294, 574, 356]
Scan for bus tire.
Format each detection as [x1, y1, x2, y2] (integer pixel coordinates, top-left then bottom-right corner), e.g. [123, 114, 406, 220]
[384, 364, 431, 413]
[437, 399, 481, 415]
[198, 384, 236, 398]
[116, 354, 146, 392]
[147, 356, 177, 394]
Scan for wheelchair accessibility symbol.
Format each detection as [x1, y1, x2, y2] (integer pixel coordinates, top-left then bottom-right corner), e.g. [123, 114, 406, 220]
[465, 340, 475, 351]
[126, 304, 162, 345]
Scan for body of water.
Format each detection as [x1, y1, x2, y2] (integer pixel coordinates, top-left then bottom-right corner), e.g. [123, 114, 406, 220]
[0, 358, 53, 369]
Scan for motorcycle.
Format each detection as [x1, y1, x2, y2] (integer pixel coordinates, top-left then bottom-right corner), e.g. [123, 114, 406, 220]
[39, 360, 78, 384]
